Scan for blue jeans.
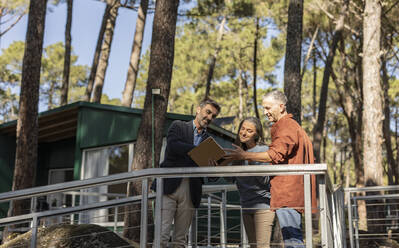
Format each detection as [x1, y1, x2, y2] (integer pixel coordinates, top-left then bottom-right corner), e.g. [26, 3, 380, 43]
[276, 208, 304, 248]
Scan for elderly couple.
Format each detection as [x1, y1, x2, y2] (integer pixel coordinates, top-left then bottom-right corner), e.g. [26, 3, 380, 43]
[156, 90, 316, 248]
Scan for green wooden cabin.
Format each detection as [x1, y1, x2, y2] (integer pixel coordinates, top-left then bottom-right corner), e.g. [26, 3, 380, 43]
[0, 101, 238, 223]
[0, 102, 244, 242]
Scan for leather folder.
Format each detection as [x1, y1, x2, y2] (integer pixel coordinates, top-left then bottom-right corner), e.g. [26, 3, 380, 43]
[188, 136, 227, 166]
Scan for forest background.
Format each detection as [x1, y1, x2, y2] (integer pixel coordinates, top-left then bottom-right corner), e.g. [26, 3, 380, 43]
[1, 0, 399, 234]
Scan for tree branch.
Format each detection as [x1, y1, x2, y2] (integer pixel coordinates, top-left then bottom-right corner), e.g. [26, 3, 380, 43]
[301, 26, 319, 78]
[313, 1, 359, 36]
[0, 13, 25, 37]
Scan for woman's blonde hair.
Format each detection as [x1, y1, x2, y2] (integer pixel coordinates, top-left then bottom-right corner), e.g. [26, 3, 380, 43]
[233, 117, 264, 151]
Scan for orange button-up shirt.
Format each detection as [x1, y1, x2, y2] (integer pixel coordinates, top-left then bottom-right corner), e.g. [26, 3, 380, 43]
[267, 114, 317, 213]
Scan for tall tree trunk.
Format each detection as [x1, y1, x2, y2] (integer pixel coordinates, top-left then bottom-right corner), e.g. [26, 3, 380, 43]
[334, 71, 364, 181]
[84, 4, 109, 101]
[340, 145, 347, 185]
[332, 122, 337, 183]
[396, 107, 399, 184]
[381, 35, 395, 185]
[238, 72, 244, 120]
[204, 16, 226, 100]
[362, 0, 383, 233]
[123, 0, 180, 241]
[91, 0, 119, 103]
[354, 42, 365, 188]
[253, 17, 260, 119]
[121, 0, 149, 107]
[322, 124, 327, 162]
[283, 0, 303, 124]
[362, 0, 383, 187]
[48, 81, 56, 109]
[3, 0, 47, 242]
[313, 1, 347, 162]
[382, 58, 395, 185]
[60, 0, 73, 106]
[10, 97, 16, 120]
[335, 35, 364, 187]
[312, 48, 317, 122]
[334, 35, 368, 230]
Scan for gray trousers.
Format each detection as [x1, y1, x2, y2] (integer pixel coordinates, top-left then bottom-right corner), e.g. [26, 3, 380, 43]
[159, 178, 195, 248]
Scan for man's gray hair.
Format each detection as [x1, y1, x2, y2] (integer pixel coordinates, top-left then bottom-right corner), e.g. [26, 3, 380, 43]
[263, 90, 287, 105]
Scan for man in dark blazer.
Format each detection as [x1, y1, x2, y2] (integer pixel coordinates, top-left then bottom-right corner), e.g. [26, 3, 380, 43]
[158, 98, 220, 248]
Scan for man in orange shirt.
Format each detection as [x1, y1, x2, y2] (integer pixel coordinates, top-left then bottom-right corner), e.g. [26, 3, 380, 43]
[224, 90, 316, 248]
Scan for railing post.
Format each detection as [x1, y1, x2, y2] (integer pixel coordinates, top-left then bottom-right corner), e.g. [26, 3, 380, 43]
[30, 197, 37, 229]
[319, 175, 328, 247]
[140, 178, 149, 248]
[240, 208, 248, 248]
[30, 215, 38, 248]
[304, 174, 313, 248]
[353, 199, 359, 248]
[220, 190, 227, 248]
[154, 177, 163, 248]
[347, 191, 354, 248]
[114, 197, 119, 233]
[31, 197, 37, 213]
[70, 194, 76, 224]
[189, 209, 198, 248]
[337, 189, 347, 248]
[208, 195, 211, 247]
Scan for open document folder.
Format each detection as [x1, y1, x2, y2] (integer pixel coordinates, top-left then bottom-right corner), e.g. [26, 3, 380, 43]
[188, 136, 229, 166]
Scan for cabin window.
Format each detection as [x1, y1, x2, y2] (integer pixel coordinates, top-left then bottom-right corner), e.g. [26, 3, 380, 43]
[78, 138, 166, 224]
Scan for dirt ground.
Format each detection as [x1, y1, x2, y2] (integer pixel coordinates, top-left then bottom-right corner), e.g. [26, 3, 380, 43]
[0, 224, 139, 248]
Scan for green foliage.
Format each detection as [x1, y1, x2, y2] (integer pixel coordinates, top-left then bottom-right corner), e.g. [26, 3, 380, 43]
[101, 94, 122, 106]
[0, 41, 90, 114]
[191, 0, 225, 16]
[1, 0, 398, 186]
[189, 0, 268, 18]
[0, 41, 24, 84]
[40, 42, 89, 108]
[0, 0, 28, 15]
[0, 88, 18, 123]
[135, 13, 284, 129]
[0, 41, 24, 123]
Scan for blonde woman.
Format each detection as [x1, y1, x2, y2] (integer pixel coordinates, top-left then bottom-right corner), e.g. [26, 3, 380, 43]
[233, 117, 275, 248]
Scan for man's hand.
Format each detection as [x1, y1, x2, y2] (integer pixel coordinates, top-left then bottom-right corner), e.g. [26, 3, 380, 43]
[223, 144, 247, 161]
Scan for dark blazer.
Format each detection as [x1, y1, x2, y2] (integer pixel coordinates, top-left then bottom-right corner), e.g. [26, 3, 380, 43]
[159, 120, 209, 208]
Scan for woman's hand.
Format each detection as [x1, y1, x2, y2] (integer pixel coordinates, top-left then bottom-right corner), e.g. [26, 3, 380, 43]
[223, 144, 247, 161]
[208, 159, 218, 166]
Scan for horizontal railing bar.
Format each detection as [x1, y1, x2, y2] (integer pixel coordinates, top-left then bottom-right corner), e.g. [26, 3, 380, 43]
[60, 184, 236, 200]
[62, 191, 126, 198]
[203, 203, 241, 208]
[352, 194, 399, 201]
[345, 185, 399, 192]
[205, 194, 223, 202]
[0, 164, 327, 203]
[357, 233, 399, 237]
[202, 184, 237, 193]
[0, 193, 155, 226]
[365, 220, 399, 223]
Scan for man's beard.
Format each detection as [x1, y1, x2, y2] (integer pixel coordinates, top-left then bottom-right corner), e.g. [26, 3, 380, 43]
[200, 118, 210, 128]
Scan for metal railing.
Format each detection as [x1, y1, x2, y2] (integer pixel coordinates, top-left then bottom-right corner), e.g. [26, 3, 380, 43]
[189, 184, 238, 247]
[0, 164, 341, 248]
[345, 185, 399, 248]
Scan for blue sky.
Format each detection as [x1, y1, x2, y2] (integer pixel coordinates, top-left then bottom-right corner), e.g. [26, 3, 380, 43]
[1, 0, 284, 108]
[0, 0, 155, 101]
